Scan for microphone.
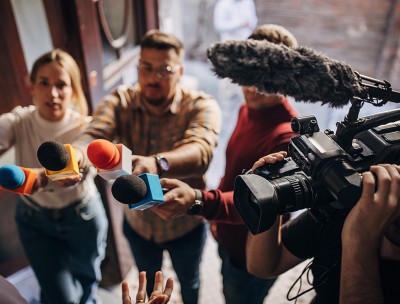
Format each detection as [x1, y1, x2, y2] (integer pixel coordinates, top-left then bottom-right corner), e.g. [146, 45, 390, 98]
[207, 40, 400, 108]
[111, 173, 164, 210]
[87, 139, 132, 180]
[37, 141, 80, 181]
[0, 164, 37, 195]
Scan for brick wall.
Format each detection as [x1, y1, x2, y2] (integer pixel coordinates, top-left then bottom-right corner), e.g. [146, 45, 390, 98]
[255, 0, 400, 85]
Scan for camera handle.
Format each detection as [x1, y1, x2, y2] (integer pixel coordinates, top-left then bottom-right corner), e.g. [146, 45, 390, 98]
[335, 106, 400, 151]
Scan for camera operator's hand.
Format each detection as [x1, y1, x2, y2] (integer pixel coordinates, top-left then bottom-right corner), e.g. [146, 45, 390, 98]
[150, 178, 196, 220]
[340, 164, 400, 304]
[342, 164, 400, 248]
[251, 151, 287, 171]
[246, 150, 303, 279]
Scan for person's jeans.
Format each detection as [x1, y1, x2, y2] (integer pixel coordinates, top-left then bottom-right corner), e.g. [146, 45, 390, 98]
[16, 193, 108, 304]
[123, 219, 206, 304]
[218, 245, 276, 304]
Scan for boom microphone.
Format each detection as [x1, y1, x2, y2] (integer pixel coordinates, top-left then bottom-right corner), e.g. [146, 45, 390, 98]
[37, 141, 79, 181]
[111, 173, 164, 210]
[87, 139, 132, 180]
[0, 164, 37, 195]
[207, 40, 400, 107]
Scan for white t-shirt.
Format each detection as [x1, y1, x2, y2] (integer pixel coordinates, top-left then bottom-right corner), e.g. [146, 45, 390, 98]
[0, 106, 97, 208]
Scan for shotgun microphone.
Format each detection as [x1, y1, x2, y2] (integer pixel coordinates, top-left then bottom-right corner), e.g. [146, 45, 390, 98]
[207, 40, 400, 107]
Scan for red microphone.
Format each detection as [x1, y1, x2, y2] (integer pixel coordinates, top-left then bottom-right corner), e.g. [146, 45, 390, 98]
[87, 139, 132, 180]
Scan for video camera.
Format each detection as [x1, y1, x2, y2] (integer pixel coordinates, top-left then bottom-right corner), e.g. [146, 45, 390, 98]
[234, 74, 400, 234]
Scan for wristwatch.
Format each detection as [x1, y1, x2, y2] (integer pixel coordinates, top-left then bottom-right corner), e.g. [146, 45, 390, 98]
[187, 189, 204, 215]
[154, 154, 169, 176]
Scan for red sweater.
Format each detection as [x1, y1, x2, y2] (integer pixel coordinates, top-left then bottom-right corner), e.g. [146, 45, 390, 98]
[202, 98, 298, 268]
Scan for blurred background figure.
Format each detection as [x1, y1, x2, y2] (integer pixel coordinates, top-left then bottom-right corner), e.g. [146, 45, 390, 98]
[213, 0, 258, 41]
[213, 0, 259, 132]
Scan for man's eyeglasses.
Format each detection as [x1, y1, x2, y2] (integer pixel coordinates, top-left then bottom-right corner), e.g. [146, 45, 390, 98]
[137, 63, 180, 79]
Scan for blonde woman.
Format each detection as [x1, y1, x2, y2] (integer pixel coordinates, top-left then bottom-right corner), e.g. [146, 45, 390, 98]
[0, 49, 108, 304]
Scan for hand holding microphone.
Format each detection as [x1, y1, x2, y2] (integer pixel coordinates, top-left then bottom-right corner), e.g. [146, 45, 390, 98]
[37, 141, 80, 182]
[0, 164, 38, 195]
[87, 139, 132, 180]
[111, 173, 164, 210]
[151, 178, 198, 220]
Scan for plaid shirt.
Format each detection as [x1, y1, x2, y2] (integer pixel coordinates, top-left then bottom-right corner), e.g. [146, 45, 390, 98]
[75, 84, 221, 242]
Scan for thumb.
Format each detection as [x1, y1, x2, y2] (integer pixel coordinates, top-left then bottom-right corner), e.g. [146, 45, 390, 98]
[160, 178, 180, 189]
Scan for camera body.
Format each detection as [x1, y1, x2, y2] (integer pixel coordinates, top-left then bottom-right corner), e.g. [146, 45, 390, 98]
[234, 111, 400, 235]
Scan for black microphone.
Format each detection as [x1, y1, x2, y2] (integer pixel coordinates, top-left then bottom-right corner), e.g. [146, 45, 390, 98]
[207, 40, 400, 108]
[111, 173, 164, 210]
[37, 141, 80, 181]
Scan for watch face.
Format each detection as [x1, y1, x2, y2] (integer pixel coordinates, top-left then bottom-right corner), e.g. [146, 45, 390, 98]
[159, 157, 169, 171]
[189, 202, 203, 215]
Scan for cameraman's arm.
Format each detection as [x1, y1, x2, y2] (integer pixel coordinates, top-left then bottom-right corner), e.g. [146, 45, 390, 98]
[246, 151, 303, 278]
[246, 216, 303, 278]
[340, 164, 400, 304]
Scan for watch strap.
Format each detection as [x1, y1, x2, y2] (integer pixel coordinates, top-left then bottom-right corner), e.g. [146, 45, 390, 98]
[187, 189, 204, 215]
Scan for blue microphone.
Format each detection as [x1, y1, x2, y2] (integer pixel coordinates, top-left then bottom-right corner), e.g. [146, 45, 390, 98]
[0, 165, 25, 189]
[0, 164, 37, 195]
[111, 173, 164, 210]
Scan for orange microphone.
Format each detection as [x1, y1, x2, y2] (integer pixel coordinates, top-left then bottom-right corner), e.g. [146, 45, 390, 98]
[37, 141, 80, 181]
[87, 139, 132, 180]
[0, 164, 37, 195]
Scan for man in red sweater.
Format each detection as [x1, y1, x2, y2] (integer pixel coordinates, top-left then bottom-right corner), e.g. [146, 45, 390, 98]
[152, 24, 299, 304]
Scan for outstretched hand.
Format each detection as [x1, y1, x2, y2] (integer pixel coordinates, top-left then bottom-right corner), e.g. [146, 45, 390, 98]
[151, 178, 196, 220]
[122, 271, 173, 304]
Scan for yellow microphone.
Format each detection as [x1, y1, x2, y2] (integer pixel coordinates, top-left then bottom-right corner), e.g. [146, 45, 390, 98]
[37, 141, 80, 181]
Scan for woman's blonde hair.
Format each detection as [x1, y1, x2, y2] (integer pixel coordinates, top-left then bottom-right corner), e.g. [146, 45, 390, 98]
[30, 49, 88, 116]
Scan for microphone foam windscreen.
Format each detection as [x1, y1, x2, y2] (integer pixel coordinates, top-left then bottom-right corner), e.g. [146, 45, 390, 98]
[0, 164, 25, 189]
[37, 141, 70, 171]
[87, 139, 120, 170]
[112, 174, 147, 204]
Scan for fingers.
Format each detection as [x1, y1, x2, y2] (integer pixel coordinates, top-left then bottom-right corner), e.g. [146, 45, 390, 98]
[363, 164, 400, 220]
[121, 281, 132, 304]
[163, 277, 174, 298]
[360, 171, 376, 201]
[377, 164, 400, 210]
[135, 271, 147, 304]
[160, 178, 181, 189]
[148, 295, 169, 304]
[148, 271, 173, 304]
[251, 151, 287, 171]
[153, 271, 164, 293]
[370, 165, 392, 200]
[54, 174, 82, 187]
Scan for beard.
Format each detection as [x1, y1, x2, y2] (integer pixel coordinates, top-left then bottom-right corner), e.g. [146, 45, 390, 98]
[143, 95, 165, 106]
[142, 84, 168, 106]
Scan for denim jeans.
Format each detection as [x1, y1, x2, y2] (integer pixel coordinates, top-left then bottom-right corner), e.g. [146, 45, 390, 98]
[218, 245, 276, 304]
[123, 219, 206, 304]
[16, 192, 108, 304]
